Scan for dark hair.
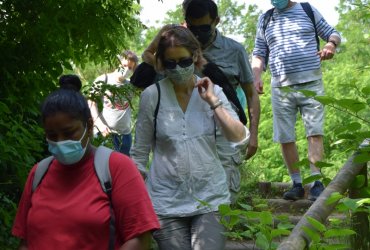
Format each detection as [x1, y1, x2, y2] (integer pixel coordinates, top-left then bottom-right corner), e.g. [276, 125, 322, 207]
[121, 50, 139, 64]
[41, 75, 91, 124]
[155, 26, 204, 70]
[185, 0, 218, 20]
[59, 74, 82, 91]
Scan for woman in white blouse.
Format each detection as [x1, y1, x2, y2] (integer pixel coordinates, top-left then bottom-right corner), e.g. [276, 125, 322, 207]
[131, 25, 249, 250]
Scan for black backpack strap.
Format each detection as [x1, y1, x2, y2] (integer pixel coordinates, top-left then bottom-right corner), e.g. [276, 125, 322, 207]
[301, 2, 320, 51]
[154, 82, 161, 142]
[94, 145, 115, 250]
[263, 7, 275, 33]
[202, 62, 247, 125]
[262, 8, 274, 70]
[32, 156, 54, 192]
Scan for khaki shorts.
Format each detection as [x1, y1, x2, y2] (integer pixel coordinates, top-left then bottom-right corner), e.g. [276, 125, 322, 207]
[271, 80, 325, 143]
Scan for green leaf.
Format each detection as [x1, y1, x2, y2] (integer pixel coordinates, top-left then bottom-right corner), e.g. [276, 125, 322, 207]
[314, 95, 336, 105]
[323, 229, 356, 238]
[322, 177, 332, 187]
[260, 211, 273, 225]
[302, 226, 321, 243]
[336, 99, 367, 113]
[271, 228, 291, 238]
[350, 175, 366, 188]
[361, 85, 370, 95]
[314, 161, 334, 168]
[0, 101, 11, 114]
[303, 175, 322, 185]
[353, 152, 370, 163]
[218, 204, 231, 215]
[239, 203, 253, 211]
[326, 192, 344, 205]
[255, 232, 270, 250]
[346, 122, 362, 131]
[356, 198, 370, 207]
[306, 216, 326, 232]
[293, 158, 310, 168]
[341, 198, 360, 211]
[299, 89, 316, 97]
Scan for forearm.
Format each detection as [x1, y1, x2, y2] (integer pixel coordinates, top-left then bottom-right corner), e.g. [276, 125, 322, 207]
[251, 56, 264, 79]
[327, 34, 341, 47]
[245, 87, 260, 147]
[213, 105, 246, 142]
[119, 232, 152, 250]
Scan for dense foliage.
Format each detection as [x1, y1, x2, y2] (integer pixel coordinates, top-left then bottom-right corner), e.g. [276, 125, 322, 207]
[0, 0, 142, 248]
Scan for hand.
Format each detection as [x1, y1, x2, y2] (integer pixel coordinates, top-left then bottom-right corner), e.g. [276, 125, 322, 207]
[253, 78, 264, 94]
[101, 127, 111, 137]
[317, 43, 336, 61]
[195, 77, 218, 105]
[246, 144, 258, 160]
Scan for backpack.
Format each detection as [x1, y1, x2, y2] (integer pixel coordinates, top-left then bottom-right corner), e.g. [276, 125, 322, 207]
[262, 2, 319, 69]
[32, 145, 115, 250]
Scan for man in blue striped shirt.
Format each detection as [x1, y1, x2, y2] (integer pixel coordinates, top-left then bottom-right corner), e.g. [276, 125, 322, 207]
[252, 0, 341, 201]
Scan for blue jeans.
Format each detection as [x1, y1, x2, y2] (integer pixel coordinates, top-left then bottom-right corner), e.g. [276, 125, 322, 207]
[112, 133, 132, 156]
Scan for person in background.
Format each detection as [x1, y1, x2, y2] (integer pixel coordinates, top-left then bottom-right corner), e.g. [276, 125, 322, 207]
[12, 74, 159, 250]
[183, 0, 261, 203]
[89, 50, 138, 156]
[131, 26, 249, 250]
[252, 0, 341, 201]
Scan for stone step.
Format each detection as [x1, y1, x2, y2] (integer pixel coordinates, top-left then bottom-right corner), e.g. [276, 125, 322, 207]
[264, 198, 314, 213]
[225, 240, 260, 250]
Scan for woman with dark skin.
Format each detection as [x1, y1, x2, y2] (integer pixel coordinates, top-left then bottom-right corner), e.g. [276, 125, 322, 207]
[12, 75, 159, 250]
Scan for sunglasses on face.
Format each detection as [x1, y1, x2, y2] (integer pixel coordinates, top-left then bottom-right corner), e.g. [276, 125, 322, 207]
[188, 24, 212, 33]
[163, 57, 193, 70]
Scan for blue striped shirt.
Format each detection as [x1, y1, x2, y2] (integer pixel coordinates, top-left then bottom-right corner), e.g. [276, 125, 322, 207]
[253, 3, 341, 86]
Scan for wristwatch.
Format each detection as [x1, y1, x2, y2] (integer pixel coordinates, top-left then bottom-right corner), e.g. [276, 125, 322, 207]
[210, 99, 223, 110]
[328, 40, 337, 48]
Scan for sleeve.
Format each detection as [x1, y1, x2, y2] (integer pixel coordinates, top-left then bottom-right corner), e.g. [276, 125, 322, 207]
[110, 153, 160, 243]
[252, 14, 269, 61]
[130, 85, 158, 175]
[214, 86, 250, 147]
[237, 44, 254, 85]
[12, 165, 37, 240]
[312, 6, 341, 42]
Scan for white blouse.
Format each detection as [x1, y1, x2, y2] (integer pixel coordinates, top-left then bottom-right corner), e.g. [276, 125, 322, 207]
[131, 76, 246, 217]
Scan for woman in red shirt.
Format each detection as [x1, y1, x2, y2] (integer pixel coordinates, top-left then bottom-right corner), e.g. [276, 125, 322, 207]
[12, 75, 159, 250]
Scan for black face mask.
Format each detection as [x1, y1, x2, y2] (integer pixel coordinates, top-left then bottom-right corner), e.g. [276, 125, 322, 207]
[188, 24, 213, 46]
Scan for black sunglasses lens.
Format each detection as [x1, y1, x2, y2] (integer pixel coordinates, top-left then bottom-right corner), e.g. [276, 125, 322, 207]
[163, 60, 177, 69]
[189, 24, 211, 33]
[178, 58, 193, 68]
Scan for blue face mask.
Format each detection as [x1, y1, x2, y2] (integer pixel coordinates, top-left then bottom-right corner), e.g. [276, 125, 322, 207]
[47, 126, 89, 165]
[271, 0, 289, 10]
[165, 63, 194, 85]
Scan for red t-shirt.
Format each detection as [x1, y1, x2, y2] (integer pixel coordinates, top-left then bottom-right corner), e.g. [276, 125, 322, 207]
[12, 151, 159, 250]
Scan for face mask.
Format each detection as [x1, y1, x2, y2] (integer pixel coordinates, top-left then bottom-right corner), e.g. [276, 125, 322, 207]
[271, 0, 289, 10]
[165, 63, 194, 85]
[47, 126, 89, 165]
[188, 24, 213, 46]
[118, 67, 132, 79]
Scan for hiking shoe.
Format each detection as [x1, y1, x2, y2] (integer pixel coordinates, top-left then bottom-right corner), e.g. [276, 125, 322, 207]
[308, 181, 325, 201]
[283, 182, 305, 201]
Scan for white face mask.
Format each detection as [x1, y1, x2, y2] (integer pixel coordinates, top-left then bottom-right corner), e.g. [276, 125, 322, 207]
[165, 63, 194, 85]
[47, 126, 89, 165]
